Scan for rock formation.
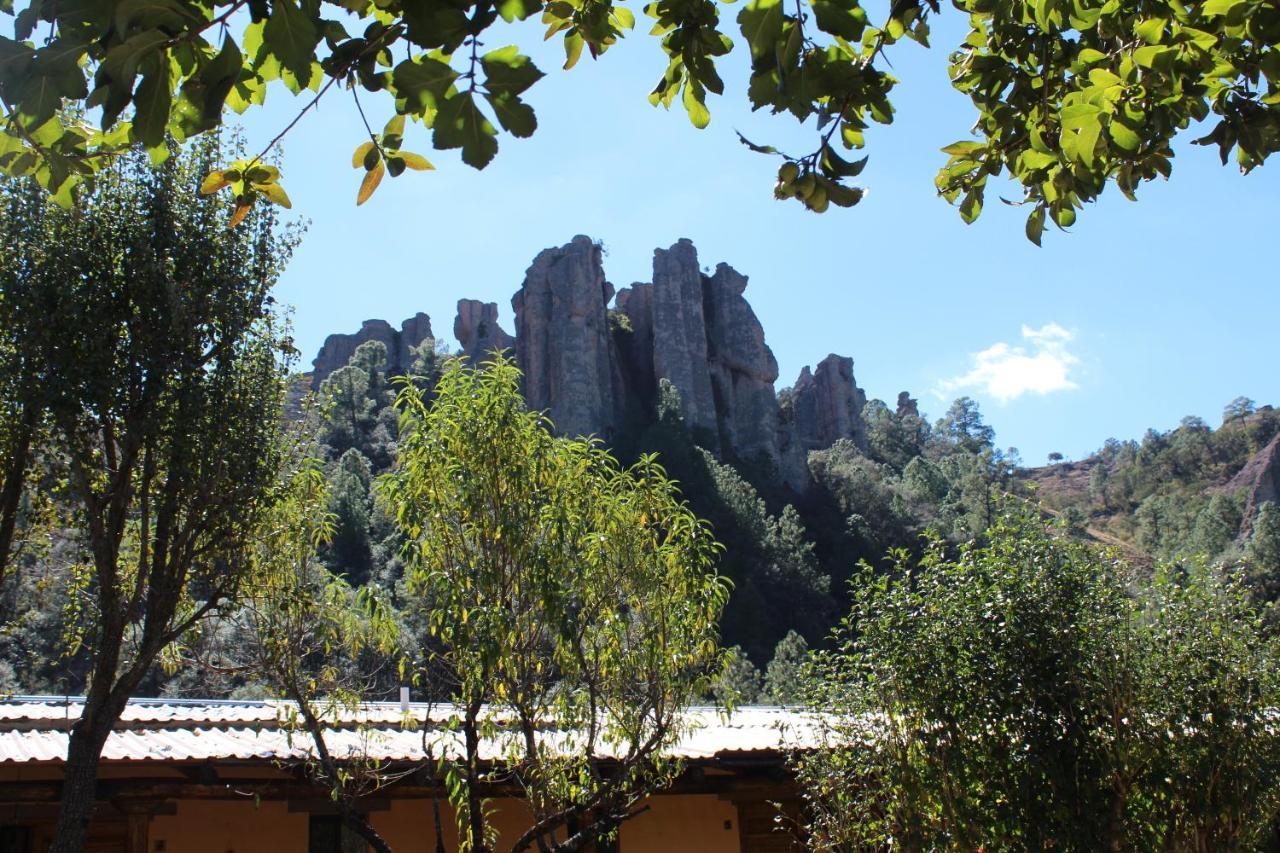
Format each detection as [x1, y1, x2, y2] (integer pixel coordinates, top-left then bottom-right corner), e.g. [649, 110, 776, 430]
[454, 299, 514, 363]
[789, 354, 868, 454]
[703, 262, 781, 464]
[312, 313, 433, 388]
[511, 236, 620, 439]
[1228, 433, 1280, 539]
[650, 239, 719, 444]
[897, 391, 920, 419]
[309, 237, 885, 493]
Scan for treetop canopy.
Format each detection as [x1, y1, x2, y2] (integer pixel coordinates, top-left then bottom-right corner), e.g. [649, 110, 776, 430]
[0, 0, 1275, 240]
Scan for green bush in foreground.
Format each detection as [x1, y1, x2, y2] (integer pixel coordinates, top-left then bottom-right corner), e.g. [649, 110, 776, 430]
[798, 502, 1280, 852]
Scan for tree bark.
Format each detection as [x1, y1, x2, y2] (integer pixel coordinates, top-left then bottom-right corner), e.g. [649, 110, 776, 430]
[0, 402, 35, 583]
[48, 687, 130, 853]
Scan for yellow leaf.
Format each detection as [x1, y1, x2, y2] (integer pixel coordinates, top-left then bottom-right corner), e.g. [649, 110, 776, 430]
[352, 141, 375, 169]
[201, 170, 230, 194]
[260, 181, 293, 209]
[228, 200, 252, 228]
[356, 161, 385, 205]
[399, 151, 435, 171]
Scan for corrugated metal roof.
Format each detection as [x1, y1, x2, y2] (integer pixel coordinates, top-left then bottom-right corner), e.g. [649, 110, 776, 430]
[0, 698, 820, 765]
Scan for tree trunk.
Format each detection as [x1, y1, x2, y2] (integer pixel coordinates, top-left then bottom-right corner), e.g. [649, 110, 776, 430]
[48, 702, 118, 853]
[0, 403, 35, 582]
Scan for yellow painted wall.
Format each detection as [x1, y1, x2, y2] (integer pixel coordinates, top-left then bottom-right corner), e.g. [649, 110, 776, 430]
[372, 795, 740, 853]
[620, 795, 740, 853]
[150, 800, 309, 853]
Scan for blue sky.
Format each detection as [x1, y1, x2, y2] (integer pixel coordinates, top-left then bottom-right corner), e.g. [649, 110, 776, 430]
[236, 10, 1278, 465]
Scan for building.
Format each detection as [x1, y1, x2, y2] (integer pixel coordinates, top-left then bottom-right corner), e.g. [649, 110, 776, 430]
[0, 698, 816, 853]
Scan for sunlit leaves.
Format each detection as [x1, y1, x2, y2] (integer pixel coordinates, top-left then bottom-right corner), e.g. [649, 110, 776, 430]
[480, 46, 543, 137]
[201, 157, 292, 226]
[0, 0, 1275, 232]
[382, 357, 729, 852]
[263, 0, 321, 87]
[433, 92, 498, 168]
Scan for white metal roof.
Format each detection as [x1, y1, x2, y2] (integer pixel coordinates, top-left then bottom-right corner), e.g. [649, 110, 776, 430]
[0, 698, 820, 765]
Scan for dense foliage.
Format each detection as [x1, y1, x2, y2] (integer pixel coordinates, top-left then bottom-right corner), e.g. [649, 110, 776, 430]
[1027, 401, 1280, 617]
[1, 0, 1276, 237]
[382, 357, 730, 853]
[797, 503, 1280, 851]
[0, 133, 297, 852]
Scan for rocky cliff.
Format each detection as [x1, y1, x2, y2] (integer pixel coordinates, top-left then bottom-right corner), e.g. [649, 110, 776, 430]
[455, 299, 514, 363]
[788, 354, 869, 456]
[312, 313, 434, 389]
[1227, 432, 1280, 538]
[310, 237, 885, 491]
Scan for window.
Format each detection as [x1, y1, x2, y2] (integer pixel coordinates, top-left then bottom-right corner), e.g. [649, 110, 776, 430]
[307, 816, 367, 853]
[0, 826, 29, 853]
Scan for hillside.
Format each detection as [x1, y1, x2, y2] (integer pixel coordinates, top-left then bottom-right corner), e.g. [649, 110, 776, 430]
[4, 236, 1277, 702]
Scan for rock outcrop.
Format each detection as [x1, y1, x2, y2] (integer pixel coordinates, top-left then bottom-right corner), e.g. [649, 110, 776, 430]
[454, 299, 514, 363]
[703, 262, 780, 464]
[312, 314, 433, 388]
[1228, 433, 1280, 538]
[897, 391, 920, 419]
[309, 237, 881, 493]
[650, 240, 719, 444]
[789, 355, 868, 454]
[511, 236, 620, 439]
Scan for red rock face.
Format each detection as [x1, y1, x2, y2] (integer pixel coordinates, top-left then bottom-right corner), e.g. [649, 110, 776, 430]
[1230, 433, 1280, 539]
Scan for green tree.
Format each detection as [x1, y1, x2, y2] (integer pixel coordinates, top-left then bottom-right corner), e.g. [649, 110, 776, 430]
[762, 629, 809, 705]
[710, 645, 764, 705]
[325, 447, 376, 584]
[796, 503, 1280, 851]
[1224, 396, 1257, 423]
[2, 0, 1276, 238]
[380, 357, 730, 853]
[237, 461, 402, 853]
[936, 396, 996, 455]
[1245, 501, 1280, 614]
[0, 135, 297, 853]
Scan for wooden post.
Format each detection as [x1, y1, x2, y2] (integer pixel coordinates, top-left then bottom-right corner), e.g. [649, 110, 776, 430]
[126, 811, 150, 853]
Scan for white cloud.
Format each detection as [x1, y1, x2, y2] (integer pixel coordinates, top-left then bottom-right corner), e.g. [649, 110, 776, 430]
[936, 323, 1080, 403]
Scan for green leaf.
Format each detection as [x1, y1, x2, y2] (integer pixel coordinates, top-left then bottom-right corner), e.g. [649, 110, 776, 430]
[433, 92, 498, 169]
[737, 0, 785, 62]
[1060, 103, 1103, 165]
[393, 57, 458, 113]
[481, 46, 545, 98]
[403, 0, 470, 51]
[1108, 116, 1141, 152]
[736, 131, 776, 154]
[1025, 206, 1045, 246]
[1134, 16, 1166, 44]
[260, 180, 292, 207]
[941, 140, 983, 157]
[352, 140, 375, 168]
[613, 6, 636, 30]
[1133, 45, 1176, 71]
[132, 62, 172, 147]
[263, 0, 320, 85]
[496, 0, 541, 22]
[399, 151, 435, 170]
[820, 144, 867, 178]
[485, 93, 537, 137]
[1200, 0, 1246, 18]
[563, 31, 584, 70]
[812, 0, 868, 42]
[682, 79, 710, 129]
[113, 0, 198, 34]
